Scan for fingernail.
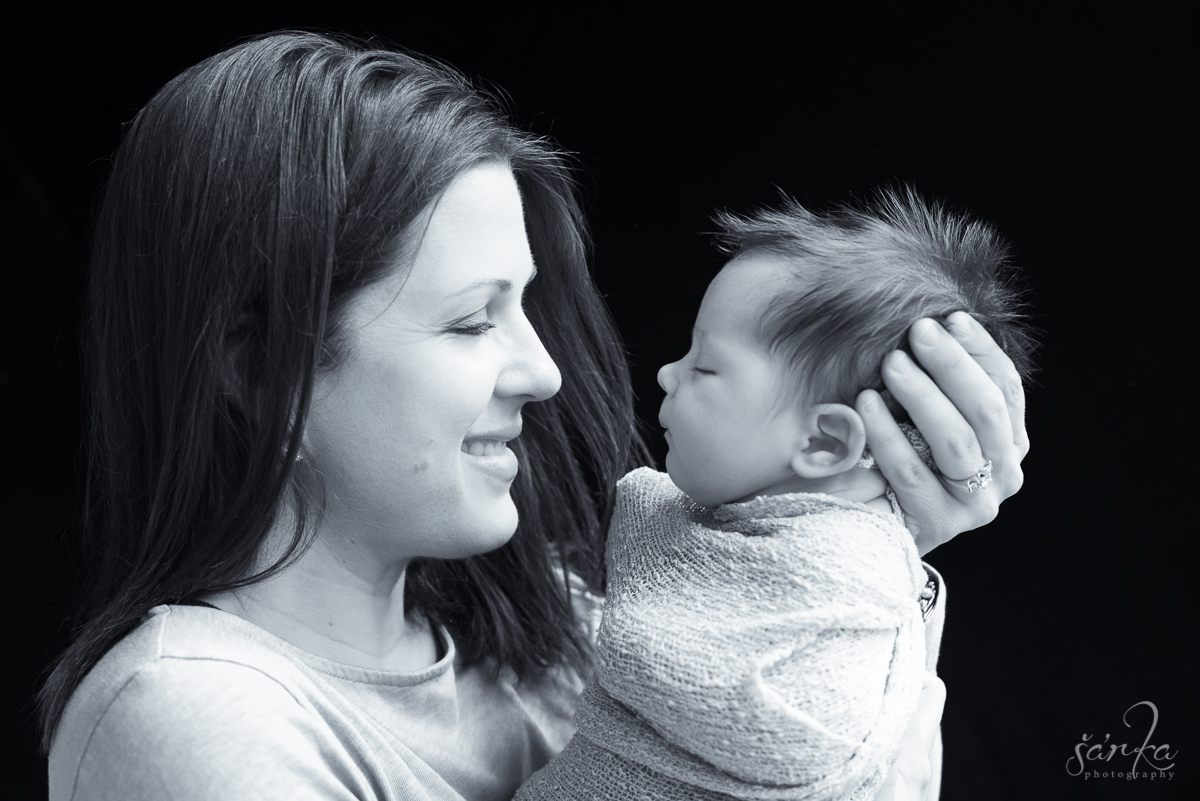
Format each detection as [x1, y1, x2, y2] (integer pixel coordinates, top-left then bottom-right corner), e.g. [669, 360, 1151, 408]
[861, 391, 880, 414]
[946, 312, 971, 340]
[914, 318, 940, 346]
[888, 351, 914, 374]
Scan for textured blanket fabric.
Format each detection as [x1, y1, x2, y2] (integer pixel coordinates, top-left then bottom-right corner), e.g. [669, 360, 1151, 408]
[517, 468, 928, 801]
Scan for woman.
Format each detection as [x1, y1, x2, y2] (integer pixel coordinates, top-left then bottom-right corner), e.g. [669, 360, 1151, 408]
[41, 32, 1027, 800]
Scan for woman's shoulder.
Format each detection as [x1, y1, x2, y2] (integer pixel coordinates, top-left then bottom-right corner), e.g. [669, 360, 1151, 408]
[61, 605, 311, 709]
[50, 605, 360, 801]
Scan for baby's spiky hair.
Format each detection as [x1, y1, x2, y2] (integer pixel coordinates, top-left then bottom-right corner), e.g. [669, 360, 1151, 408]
[715, 186, 1036, 416]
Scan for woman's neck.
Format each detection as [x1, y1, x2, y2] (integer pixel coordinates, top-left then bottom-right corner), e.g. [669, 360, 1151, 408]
[201, 525, 440, 672]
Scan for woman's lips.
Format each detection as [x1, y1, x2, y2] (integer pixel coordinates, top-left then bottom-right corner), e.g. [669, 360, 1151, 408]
[460, 438, 518, 482]
[460, 439, 507, 457]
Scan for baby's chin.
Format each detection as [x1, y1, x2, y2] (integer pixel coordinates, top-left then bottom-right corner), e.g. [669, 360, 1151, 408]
[664, 458, 735, 508]
[663, 456, 700, 503]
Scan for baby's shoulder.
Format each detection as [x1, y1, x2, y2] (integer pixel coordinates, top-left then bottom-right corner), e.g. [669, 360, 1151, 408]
[611, 468, 696, 541]
[616, 466, 675, 495]
[615, 468, 693, 514]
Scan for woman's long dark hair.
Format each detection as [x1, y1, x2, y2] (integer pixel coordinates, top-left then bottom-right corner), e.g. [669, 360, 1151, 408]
[38, 32, 648, 752]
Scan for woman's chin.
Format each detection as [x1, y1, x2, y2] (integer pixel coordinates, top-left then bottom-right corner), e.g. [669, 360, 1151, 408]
[442, 500, 519, 559]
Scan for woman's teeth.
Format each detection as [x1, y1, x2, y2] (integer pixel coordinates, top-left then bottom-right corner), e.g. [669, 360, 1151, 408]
[462, 440, 507, 457]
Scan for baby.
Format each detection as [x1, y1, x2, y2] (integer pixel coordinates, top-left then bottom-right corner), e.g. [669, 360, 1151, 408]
[517, 187, 1036, 801]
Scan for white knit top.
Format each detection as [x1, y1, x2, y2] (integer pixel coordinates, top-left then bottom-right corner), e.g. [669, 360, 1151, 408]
[518, 467, 932, 801]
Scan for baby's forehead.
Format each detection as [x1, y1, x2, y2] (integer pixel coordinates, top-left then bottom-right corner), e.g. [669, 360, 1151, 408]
[703, 253, 805, 323]
[695, 256, 797, 352]
[717, 251, 806, 289]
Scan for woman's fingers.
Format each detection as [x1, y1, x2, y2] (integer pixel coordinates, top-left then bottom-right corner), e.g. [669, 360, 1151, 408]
[881, 347, 986, 483]
[903, 315, 1024, 501]
[863, 316, 1029, 552]
[896, 317, 1023, 490]
[943, 312, 1029, 460]
[856, 388, 958, 555]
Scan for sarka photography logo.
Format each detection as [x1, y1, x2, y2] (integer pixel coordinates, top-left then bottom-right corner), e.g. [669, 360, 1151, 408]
[1065, 701, 1178, 782]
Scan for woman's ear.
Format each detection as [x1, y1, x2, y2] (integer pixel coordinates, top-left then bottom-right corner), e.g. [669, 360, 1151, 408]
[790, 403, 867, 478]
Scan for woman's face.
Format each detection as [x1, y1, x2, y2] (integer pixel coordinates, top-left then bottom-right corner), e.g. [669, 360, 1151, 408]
[302, 163, 561, 567]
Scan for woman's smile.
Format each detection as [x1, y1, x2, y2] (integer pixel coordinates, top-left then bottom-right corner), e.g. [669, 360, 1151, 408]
[460, 439, 511, 457]
[460, 429, 521, 484]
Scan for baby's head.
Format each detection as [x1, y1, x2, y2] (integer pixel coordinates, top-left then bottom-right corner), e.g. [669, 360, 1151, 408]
[657, 186, 1036, 507]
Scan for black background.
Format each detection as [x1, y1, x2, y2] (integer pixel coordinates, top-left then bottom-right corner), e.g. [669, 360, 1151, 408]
[3, 7, 1194, 801]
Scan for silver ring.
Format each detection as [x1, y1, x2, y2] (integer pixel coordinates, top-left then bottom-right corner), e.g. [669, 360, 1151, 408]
[940, 459, 992, 493]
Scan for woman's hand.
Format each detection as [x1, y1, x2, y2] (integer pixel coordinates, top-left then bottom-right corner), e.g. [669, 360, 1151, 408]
[856, 312, 1028, 556]
[876, 671, 947, 801]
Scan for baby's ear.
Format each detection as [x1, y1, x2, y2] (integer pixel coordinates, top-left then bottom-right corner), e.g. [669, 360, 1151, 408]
[790, 403, 867, 478]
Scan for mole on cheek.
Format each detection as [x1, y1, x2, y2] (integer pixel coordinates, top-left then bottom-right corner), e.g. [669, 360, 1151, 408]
[412, 460, 430, 473]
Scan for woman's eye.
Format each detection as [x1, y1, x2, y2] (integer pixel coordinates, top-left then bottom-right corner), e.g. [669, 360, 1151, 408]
[449, 319, 497, 336]
[692, 367, 715, 376]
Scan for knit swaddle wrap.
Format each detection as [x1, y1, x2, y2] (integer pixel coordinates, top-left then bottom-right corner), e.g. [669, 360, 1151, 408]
[518, 468, 927, 800]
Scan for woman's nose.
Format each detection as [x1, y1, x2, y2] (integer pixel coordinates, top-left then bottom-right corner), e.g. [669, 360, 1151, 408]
[527, 338, 562, 401]
[502, 318, 562, 402]
[657, 361, 679, 396]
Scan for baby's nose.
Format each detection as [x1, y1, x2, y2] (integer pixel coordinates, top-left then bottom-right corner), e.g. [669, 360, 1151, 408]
[657, 362, 679, 395]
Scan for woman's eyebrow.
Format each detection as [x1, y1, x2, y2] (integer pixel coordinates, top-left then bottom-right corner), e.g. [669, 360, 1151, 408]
[451, 278, 513, 296]
[450, 261, 537, 297]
